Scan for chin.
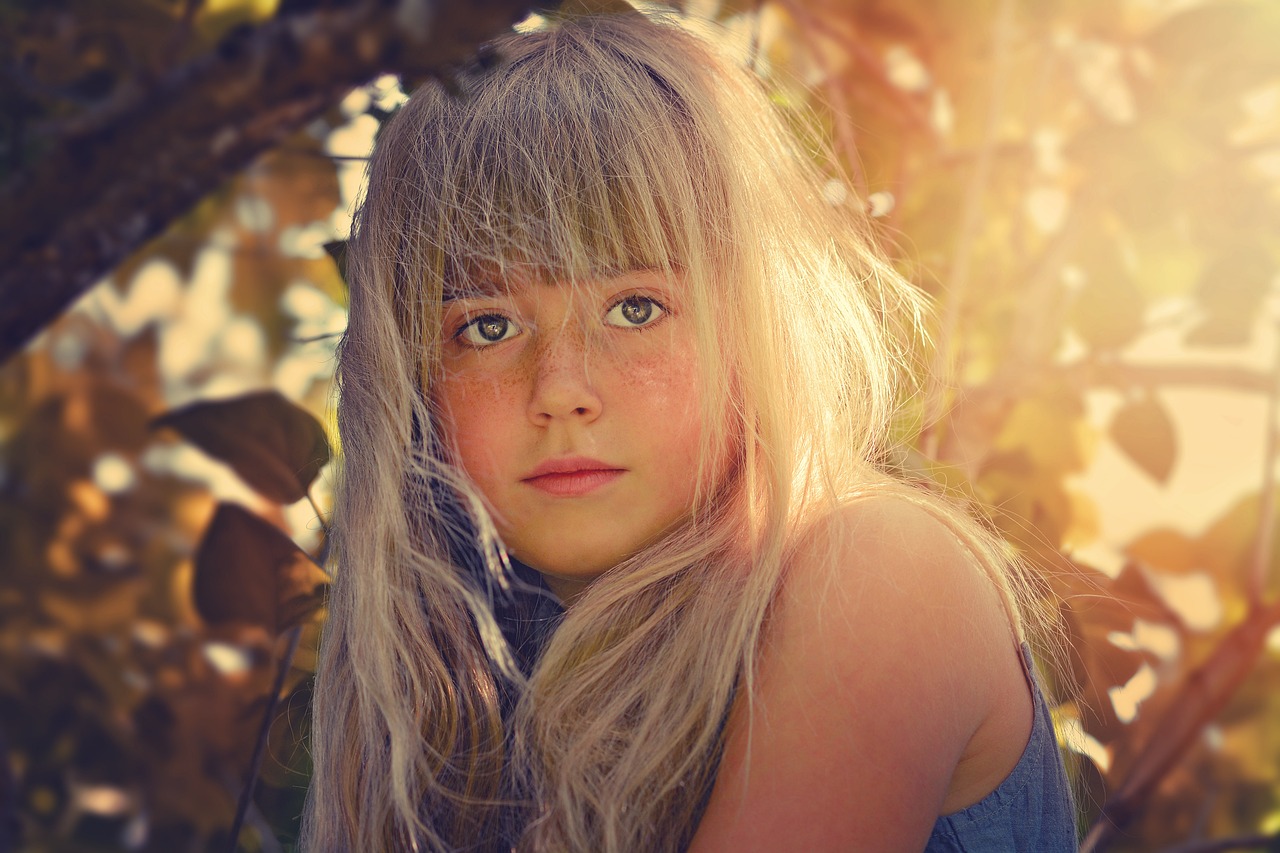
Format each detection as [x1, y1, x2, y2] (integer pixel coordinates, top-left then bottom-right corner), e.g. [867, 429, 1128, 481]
[515, 545, 631, 583]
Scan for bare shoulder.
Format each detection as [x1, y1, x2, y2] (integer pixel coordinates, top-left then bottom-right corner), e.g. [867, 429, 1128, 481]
[689, 495, 1022, 852]
[784, 495, 1018, 734]
[795, 495, 1013, 627]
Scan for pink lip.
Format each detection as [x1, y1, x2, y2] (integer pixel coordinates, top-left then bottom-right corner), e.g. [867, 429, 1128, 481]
[522, 457, 625, 497]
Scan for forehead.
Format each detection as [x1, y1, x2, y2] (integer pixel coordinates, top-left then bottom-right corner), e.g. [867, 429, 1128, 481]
[442, 278, 509, 303]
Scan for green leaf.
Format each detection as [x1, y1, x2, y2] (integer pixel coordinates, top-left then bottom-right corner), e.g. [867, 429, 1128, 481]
[1185, 243, 1273, 348]
[152, 391, 331, 504]
[1195, 489, 1280, 593]
[194, 503, 328, 635]
[993, 392, 1092, 474]
[1069, 237, 1146, 353]
[1109, 395, 1177, 485]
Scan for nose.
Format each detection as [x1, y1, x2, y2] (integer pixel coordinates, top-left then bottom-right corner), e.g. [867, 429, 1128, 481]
[526, 321, 602, 426]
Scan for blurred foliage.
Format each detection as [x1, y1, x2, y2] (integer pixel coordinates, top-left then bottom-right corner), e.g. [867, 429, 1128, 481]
[1, 0, 1279, 850]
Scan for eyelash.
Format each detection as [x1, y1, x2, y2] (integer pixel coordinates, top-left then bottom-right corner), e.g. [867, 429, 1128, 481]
[450, 294, 670, 350]
[452, 313, 516, 348]
[604, 294, 669, 329]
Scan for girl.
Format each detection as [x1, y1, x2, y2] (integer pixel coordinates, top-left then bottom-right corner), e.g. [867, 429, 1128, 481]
[303, 9, 1077, 852]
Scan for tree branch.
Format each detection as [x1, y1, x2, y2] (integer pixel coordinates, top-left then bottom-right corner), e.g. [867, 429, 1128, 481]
[0, 0, 535, 364]
[1247, 320, 1280, 604]
[1058, 359, 1277, 396]
[930, 348, 1275, 475]
[776, 0, 869, 200]
[1080, 599, 1280, 853]
[227, 624, 303, 853]
[920, 0, 1016, 457]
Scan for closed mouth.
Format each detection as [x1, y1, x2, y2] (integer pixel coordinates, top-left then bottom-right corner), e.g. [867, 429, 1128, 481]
[522, 467, 625, 497]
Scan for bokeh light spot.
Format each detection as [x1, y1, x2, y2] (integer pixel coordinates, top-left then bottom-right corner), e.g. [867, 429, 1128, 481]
[93, 453, 136, 494]
[203, 641, 253, 676]
[1109, 662, 1157, 724]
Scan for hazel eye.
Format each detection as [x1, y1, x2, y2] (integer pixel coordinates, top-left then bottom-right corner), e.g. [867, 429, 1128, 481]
[458, 314, 520, 347]
[605, 296, 665, 329]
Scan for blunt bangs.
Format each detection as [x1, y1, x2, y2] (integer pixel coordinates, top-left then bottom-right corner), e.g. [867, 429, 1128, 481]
[399, 19, 728, 289]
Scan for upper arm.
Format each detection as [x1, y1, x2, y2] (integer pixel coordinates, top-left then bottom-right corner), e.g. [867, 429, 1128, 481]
[688, 497, 1017, 852]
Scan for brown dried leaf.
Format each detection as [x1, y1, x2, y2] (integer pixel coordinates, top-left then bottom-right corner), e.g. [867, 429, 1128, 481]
[194, 503, 328, 635]
[153, 391, 330, 504]
[1059, 597, 1146, 742]
[1109, 395, 1177, 485]
[87, 382, 152, 453]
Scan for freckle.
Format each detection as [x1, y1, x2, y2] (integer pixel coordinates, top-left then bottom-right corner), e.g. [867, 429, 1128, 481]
[619, 344, 698, 408]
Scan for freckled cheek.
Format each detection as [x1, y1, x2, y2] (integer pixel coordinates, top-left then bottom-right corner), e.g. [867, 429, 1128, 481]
[617, 346, 705, 452]
[436, 374, 523, 480]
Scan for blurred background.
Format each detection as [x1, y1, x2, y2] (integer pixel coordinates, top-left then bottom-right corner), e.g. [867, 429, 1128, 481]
[1, 0, 1278, 850]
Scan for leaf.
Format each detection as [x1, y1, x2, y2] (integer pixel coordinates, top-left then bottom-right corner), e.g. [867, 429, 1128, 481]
[1184, 243, 1274, 348]
[1056, 562, 1186, 744]
[322, 239, 348, 286]
[1058, 599, 1145, 743]
[1195, 489, 1280, 594]
[152, 391, 331, 504]
[1109, 395, 1177, 485]
[1126, 528, 1198, 575]
[194, 503, 328, 635]
[1069, 240, 1146, 353]
[87, 381, 153, 453]
[1184, 314, 1254, 348]
[1095, 604, 1280, 841]
[993, 392, 1092, 473]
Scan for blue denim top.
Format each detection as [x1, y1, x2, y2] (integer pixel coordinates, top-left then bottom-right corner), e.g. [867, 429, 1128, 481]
[924, 643, 1078, 852]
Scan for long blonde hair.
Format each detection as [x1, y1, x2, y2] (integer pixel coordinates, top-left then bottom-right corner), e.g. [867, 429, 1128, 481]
[303, 11, 1044, 851]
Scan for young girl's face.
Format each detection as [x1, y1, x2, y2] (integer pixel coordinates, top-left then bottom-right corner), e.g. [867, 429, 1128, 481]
[436, 270, 714, 601]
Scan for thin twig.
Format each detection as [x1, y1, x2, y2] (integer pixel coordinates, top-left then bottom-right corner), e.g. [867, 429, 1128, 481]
[227, 625, 304, 853]
[775, 0, 868, 199]
[1079, 599, 1280, 852]
[278, 147, 371, 163]
[1247, 317, 1280, 604]
[746, 0, 764, 74]
[164, 0, 206, 70]
[219, 767, 284, 853]
[291, 330, 343, 345]
[920, 0, 1016, 458]
[306, 489, 330, 536]
[1058, 359, 1273, 396]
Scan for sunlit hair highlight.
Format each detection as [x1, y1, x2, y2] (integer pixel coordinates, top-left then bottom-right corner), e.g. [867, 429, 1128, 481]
[303, 11, 1049, 852]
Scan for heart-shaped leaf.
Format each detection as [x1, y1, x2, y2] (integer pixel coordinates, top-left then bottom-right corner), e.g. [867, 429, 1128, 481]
[1109, 395, 1177, 485]
[153, 391, 330, 504]
[194, 503, 329, 635]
